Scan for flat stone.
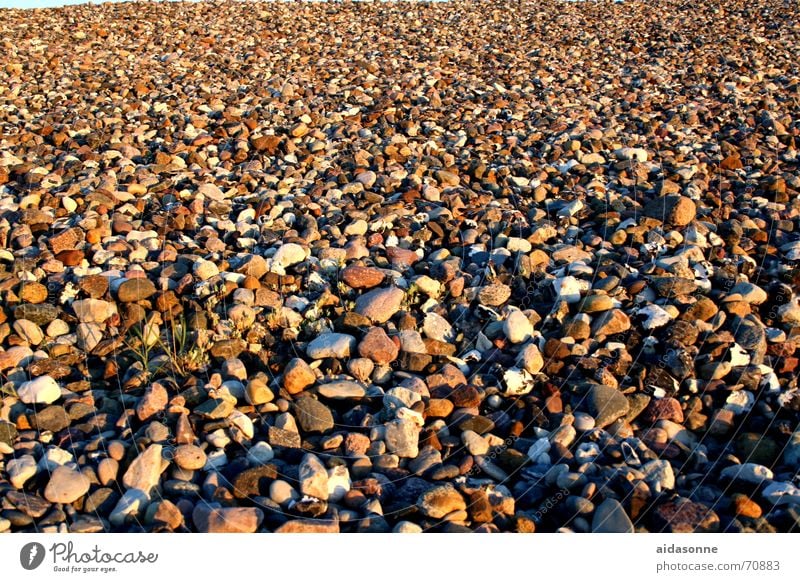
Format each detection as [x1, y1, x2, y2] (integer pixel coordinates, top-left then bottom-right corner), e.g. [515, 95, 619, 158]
[342, 265, 384, 289]
[173, 445, 207, 470]
[306, 333, 356, 359]
[317, 380, 366, 399]
[117, 278, 156, 302]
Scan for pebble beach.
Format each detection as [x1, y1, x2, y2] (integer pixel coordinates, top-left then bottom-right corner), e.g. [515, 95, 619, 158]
[1, 0, 799, 533]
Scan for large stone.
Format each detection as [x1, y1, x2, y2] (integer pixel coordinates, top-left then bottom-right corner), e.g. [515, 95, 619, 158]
[282, 358, 316, 395]
[117, 278, 157, 302]
[580, 384, 630, 428]
[122, 444, 163, 495]
[358, 327, 399, 364]
[417, 484, 466, 519]
[294, 397, 334, 433]
[384, 418, 420, 458]
[18, 375, 61, 404]
[44, 466, 91, 504]
[592, 499, 634, 533]
[193, 506, 263, 533]
[354, 286, 405, 323]
[341, 265, 384, 289]
[299, 453, 329, 500]
[306, 333, 356, 359]
[643, 195, 696, 226]
[72, 298, 117, 323]
[652, 499, 719, 533]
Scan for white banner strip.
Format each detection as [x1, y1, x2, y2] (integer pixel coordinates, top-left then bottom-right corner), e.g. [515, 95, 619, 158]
[2, 533, 797, 582]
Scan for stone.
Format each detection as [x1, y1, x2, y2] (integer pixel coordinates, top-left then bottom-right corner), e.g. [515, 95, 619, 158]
[592, 499, 634, 533]
[233, 465, 278, 498]
[117, 278, 156, 302]
[44, 466, 91, 504]
[122, 444, 163, 495]
[358, 326, 399, 364]
[31, 405, 70, 432]
[0, 346, 34, 370]
[247, 442, 275, 465]
[193, 506, 263, 533]
[306, 333, 356, 359]
[423, 312, 455, 343]
[643, 195, 696, 226]
[720, 463, 774, 484]
[7, 455, 38, 489]
[136, 382, 168, 421]
[72, 298, 116, 323]
[18, 375, 61, 404]
[652, 499, 719, 533]
[580, 384, 630, 428]
[274, 520, 339, 533]
[246, 376, 275, 404]
[193, 259, 219, 280]
[384, 418, 420, 458]
[173, 445, 207, 470]
[553, 276, 582, 304]
[317, 381, 366, 399]
[504, 310, 533, 344]
[299, 453, 329, 500]
[76, 322, 103, 352]
[13, 319, 43, 345]
[282, 358, 316, 394]
[294, 397, 334, 433]
[354, 286, 405, 323]
[341, 265, 384, 289]
[19, 282, 48, 304]
[591, 309, 631, 336]
[418, 484, 466, 519]
[478, 283, 511, 306]
[327, 466, 351, 502]
[270, 243, 307, 272]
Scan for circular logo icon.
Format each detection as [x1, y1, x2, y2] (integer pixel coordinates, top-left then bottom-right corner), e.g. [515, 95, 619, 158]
[20, 542, 46, 571]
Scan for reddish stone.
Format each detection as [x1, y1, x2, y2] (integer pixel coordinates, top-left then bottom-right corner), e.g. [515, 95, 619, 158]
[652, 499, 719, 533]
[641, 397, 684, 423]
[56, 250, 85, 266]
[386, 246, 420, 268]
[341, 265, 384, 289]
[49, 227, 84, 254]
[358, 327, 399, 365]
[426, 364, 467, 391]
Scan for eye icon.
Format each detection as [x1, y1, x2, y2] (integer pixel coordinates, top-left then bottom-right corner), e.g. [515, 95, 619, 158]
[20, 542, 46, 571]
